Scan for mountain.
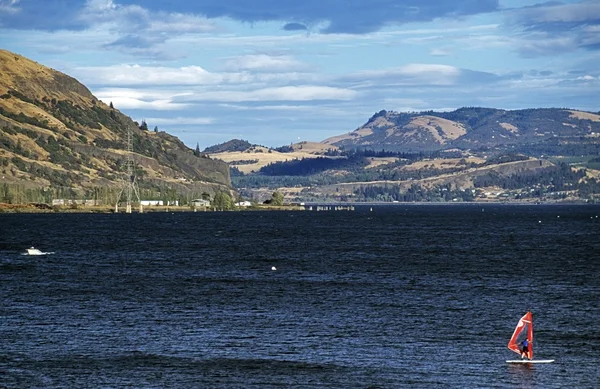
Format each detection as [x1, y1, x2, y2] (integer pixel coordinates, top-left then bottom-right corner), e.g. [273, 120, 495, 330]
[209, 108, 600, 203]
[323, 108, 600, 153]
[0, 49, 232, 204]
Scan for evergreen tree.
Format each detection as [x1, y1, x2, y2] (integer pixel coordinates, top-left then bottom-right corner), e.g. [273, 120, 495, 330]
[139, 120, 148, 131]
[154, 126, 159, 133]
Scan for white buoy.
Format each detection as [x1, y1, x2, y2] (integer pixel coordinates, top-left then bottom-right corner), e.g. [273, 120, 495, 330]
[271, 266, 277, 271]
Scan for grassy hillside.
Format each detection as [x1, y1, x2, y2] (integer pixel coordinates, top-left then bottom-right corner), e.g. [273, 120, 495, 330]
[0, 50, 232, 205]
[210, 141, 339, 175]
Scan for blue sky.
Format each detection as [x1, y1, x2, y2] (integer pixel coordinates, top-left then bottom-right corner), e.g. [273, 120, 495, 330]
[2, 0, 599, 149]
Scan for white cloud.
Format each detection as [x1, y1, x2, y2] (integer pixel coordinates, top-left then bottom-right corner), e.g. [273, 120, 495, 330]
[145, 117, 215, 125]
[78, 0, 216, 39]
[76, 64, 219, 86]
[84, 0, 115, 12]
[429, 48, 450, 56]
[93, 84, 356, 106]
[506, 1, 600, 56]
[0, 0, 20, 13]
[100, 97, 188, 110]
[400, 64, 460, 77]
[148, 13, 217, 34]
[218, 103, 314, 111]
[94, 88, 192, 110]
[79, 0, 143, 31]
[342, 64, 462, 86]
[515, 34, 577, 57]
[73, 63, 322, 87]
[223, 54, 311, 72]
[511, 1, 600, 24]
[188, 86, 357, 102]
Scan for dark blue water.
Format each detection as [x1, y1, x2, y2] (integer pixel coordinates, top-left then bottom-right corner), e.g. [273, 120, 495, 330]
[1, 205, 599, 388]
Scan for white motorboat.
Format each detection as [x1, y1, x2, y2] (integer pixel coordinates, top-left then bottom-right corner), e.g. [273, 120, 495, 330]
[26, 247, 44, 255]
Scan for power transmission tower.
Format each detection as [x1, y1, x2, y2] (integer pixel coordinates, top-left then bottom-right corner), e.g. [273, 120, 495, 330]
[115, 127, 143, 213]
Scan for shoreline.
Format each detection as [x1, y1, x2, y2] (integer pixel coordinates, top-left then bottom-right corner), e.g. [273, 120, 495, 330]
[0, 203, 306, 214]
[0, 200, 594, 214]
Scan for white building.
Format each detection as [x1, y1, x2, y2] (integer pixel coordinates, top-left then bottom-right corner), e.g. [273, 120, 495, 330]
[141, 200, 163, 206]
[140, 200, 179, 206]
[191, 199, 210, 207]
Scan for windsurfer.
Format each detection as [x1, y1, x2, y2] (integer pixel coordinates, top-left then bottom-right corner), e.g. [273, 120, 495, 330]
[520, 339, 532, 359]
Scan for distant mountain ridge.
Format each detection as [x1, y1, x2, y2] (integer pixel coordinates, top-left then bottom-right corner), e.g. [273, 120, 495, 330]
[323, 107, 600, 152]
[0, 49, 232, 202]
[208, 107, 600, 203]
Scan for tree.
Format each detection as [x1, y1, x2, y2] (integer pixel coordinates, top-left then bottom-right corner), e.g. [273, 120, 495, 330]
[153, 126, 159, 133]
[271, 191, 284, 206]
[139, 120, 148, 131]
[1, 183, 14, 204]
[213, 192, 233, 210]
[109, 101, 114, 109]
[201, 192, 211, 201]
[194, 142, 201, 157]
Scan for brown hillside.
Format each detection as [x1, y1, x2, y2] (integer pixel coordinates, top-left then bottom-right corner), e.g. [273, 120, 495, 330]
[0, 50, 93, 106]
[209, 141, 339, 174]
[0, 49, 232, 202]
[289, 141, 339, 154]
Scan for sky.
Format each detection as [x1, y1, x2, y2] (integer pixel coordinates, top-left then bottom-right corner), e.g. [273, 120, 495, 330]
[1, 0, 600, 149]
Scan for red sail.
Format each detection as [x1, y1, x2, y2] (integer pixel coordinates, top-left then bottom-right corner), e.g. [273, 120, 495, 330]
[507, 311, 534, 359]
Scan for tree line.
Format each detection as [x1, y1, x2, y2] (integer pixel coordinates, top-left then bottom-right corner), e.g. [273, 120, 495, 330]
[0, 182, 238, 208]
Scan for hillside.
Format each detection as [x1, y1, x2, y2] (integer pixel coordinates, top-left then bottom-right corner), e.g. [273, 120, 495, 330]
[213, 107, 600, 203]
[231, 148, 600, 203]
[0, 49, 232, 205]
[323, 108, 600, 153]
[210, 141, 339, 175]
[203, 139, 253, 153]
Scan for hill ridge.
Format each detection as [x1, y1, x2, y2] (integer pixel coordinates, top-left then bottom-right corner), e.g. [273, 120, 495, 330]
[322, 107, 600, 152]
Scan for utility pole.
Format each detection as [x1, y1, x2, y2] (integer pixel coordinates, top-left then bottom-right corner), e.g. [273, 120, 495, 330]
[115, 127, 142, 213]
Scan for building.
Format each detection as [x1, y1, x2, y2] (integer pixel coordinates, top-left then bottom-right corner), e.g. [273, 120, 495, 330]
[140, 200, 163, 206]
[191, 199, 210, 207]
[52, 199, 102, 206]
[139, 200, 179, 206]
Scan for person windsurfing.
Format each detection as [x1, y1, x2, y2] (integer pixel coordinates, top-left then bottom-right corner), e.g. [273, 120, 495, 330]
[520, 338, 532, 360]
